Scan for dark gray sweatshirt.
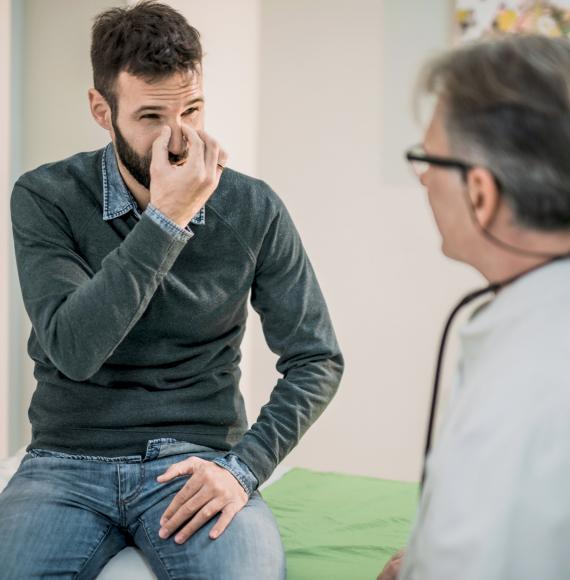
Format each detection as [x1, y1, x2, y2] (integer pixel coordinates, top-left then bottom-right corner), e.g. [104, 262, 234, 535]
[10, 147, 344, 485]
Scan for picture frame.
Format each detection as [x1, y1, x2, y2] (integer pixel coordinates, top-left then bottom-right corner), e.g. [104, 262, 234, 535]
[454, 0, 570, 43]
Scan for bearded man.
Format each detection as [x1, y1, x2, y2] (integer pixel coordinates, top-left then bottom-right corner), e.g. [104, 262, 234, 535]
[0, 2, 343, 578]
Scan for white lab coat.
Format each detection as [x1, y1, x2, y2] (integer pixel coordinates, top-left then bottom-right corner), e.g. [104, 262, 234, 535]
[400, 259, 570, 580]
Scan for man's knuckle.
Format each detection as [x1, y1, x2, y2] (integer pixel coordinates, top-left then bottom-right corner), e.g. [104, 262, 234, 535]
[167, 499, 181, 514]
[181, 503, 195, 516]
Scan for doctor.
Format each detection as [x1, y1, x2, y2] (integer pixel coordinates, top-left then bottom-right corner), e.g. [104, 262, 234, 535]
[380, 34, 570, 580]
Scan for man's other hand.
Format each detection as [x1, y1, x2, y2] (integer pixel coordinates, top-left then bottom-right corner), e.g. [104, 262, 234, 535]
[156, 456, 248, 544]
[377, 549, 405, 580]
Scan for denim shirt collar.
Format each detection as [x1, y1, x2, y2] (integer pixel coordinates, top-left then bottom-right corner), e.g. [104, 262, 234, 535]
[101, 143, 205, 226]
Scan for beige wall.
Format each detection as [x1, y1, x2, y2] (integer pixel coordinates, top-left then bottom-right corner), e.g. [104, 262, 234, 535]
[21, 0, 119, 172]
[0, 0, 12, 457]
[11, 0, 125, 453]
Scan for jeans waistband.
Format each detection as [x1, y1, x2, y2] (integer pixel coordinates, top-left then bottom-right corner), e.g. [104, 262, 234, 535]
[28, 438, 219, 463]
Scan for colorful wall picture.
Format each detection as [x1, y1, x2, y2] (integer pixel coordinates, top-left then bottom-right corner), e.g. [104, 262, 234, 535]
[455, 1, 570, 43]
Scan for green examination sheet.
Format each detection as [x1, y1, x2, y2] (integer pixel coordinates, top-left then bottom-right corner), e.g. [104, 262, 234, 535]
[263, 468, 419, 580]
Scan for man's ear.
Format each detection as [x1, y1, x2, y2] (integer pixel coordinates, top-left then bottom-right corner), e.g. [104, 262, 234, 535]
[466, 167, 500, 230]
[88, 88, 112, 131]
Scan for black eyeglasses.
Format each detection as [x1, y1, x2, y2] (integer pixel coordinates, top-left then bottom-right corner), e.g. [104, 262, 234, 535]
[405, 144, 504, 195]
[405, 144, 473, 180]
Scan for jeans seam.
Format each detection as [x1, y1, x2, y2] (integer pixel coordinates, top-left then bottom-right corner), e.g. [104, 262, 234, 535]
[116, 465, 125, 528]
[72, 524, 114, 580]
[121, 463, 146, 504]
[138, 516, 175, 580]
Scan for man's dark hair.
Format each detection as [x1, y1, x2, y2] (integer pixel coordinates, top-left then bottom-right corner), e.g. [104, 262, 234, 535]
[418, 34, 570, 231]
[91, 0, 202, 113]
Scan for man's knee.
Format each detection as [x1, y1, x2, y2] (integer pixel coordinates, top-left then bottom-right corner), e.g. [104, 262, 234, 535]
[211, 494, 285, 577]
[135, 492, 286, 580]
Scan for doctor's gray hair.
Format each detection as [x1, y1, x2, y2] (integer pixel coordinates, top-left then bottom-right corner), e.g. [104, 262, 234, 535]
[418, 34, 570, 231]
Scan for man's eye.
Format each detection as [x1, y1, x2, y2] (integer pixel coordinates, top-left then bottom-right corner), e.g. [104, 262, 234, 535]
[141, 114, 159, 120]
[183, 108, 198, 116]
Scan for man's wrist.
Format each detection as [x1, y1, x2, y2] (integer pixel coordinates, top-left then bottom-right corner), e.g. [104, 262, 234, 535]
[145, 203, 194, 241]
[213, 453, 259, 497]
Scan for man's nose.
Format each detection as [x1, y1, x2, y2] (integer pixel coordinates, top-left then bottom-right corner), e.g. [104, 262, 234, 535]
[167, 125, 187, 160]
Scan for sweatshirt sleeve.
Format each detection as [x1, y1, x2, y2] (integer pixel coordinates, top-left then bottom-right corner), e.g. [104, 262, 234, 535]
[230, 199, 344, 485]
[11, 182, 189, 382]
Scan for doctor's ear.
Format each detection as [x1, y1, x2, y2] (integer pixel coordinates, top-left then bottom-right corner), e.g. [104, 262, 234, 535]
[466, 167, 500, 229]
[88, 88, 113, 131]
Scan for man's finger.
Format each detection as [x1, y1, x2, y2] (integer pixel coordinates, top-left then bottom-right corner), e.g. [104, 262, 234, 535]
[216, 147, 229, 178]
[197, 129, 220, 178]
[180, 123, 205, 164]
[156, 456, 198, 483]
[150, 125, 172, 172]
[158, 459, 202, 526]
[209, 503, 238, 540]
[173, 499, 223, 544]
[159, 486, 211, 538]
[218, 147, 229, 168]
[159, 476, 202, 526]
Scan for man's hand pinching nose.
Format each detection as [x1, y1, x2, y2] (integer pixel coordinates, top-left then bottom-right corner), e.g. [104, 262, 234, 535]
[149, 124, 228, 229]
[156, 456, 248, 544]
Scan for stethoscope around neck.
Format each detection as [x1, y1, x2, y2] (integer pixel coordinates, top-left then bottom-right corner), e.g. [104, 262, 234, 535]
[420, 221, 570, 492]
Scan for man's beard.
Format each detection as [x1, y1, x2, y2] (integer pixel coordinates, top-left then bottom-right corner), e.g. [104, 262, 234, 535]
[112, 118, 153, 189]
[112, 117, 189, 190]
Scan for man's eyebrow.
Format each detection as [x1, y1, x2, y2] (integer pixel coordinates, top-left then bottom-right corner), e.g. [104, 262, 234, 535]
[133, 97, 204, 116]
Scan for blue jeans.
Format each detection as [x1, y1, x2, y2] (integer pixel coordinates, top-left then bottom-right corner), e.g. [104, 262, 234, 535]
[0, 438, 286, 579]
